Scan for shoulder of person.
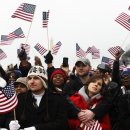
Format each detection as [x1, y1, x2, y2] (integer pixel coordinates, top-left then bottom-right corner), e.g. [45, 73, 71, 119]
[17, 91, 31, 100]
[48, 91, 65, 100]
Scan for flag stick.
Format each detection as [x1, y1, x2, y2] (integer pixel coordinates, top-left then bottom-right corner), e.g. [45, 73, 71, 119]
[13, 109, 16, 120]
[47, 27, 49, 50]
[24, 21, 33, 44]
[50, 37, 53, 52]
[24, 11, 35, 44]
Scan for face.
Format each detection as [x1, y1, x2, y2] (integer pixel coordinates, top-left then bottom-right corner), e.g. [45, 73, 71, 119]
[14, 83, 27, 95]
[27, 75, 45, 94]
[75, 62, 91, 76]
[52, 74, 65, 87]
[122, 74, 130, 88]
[88, 79, 103, 97]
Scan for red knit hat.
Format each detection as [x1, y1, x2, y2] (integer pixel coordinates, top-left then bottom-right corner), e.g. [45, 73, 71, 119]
[50, 69, 67, 81]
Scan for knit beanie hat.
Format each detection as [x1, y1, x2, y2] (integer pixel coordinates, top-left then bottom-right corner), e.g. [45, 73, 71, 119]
[27, 66, 48, 88]
[50, 68, 67, 82]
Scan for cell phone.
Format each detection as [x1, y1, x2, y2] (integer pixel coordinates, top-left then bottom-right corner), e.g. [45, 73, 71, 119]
[63, 57, 68, 67]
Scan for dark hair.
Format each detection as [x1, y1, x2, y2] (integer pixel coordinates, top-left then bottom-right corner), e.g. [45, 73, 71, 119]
[85, 73, 103, 94]
[97, 63, 112, 74]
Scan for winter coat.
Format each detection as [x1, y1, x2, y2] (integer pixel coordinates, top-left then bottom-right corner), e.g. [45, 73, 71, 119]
[118, 92, 130, 130]
[63, 74, 84, 96]
[68, 87, 111, 130]
[9, 90, 69, 130]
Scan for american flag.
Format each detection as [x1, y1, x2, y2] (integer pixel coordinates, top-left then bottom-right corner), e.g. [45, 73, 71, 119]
[0, 81, 18, 114]
[8, 27, 25, 40]
[42, 10, 49, 28]
[34, 43, 47, 56]
[0, 35, 13, 45]
[11, 3, 36, 22]
[108, 46, 124, 58]
[20, 43, 30, 56]
[76, 43, 86, 58]
[86, 47, 92, 54]
[101, 56, 125, 70]
[92, 52, 100, 59]
[84, 120, 102, 130]
[51, 41, 62, 55]
[90, 46, 99, 53]
[0, 49, 7, 60]
[115, 12, 130, 31]
[101, 56, 114, 68]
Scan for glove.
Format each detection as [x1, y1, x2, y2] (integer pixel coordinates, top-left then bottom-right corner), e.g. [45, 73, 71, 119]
[9, 120, 20, 130]
[44, 51, 53, 64]
[24, 126, 36, 130]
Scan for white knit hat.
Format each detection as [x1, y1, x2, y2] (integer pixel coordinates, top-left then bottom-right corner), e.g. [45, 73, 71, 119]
[27, 66, 48, 88]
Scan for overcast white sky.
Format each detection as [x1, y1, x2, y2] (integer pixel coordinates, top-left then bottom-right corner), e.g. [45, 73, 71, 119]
[0, 0, 130, 70]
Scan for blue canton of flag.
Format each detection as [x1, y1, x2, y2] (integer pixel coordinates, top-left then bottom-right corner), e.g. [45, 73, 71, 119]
[42, 10, 49, 28]
[1, 35, 8, 41]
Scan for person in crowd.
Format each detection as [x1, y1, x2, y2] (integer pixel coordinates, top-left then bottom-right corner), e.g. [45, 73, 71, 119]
[117, 49, 130, 130]
[17, 47, 32, 77]
[67, 59, 120, 130]
[118, 68, 130, 130]
[97, 63, 112, 85]
[14, 77, 28, 95]
[49, 68, 67, 93]
[63, 57, 92, 96]
[44, 51, 114, 125]
[69, 73, 111, 130]
[49, 68, 81, 121]
[44, 51, 70, 87]
[8, 65, 69, 130]
[6, 66, 22, 83]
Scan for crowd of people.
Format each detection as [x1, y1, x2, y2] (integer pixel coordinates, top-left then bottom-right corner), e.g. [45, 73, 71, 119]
[0, 47, 130, 130]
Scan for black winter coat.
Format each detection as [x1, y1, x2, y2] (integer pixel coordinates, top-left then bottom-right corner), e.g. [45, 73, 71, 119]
[12, 90, 69, 130]
[118, 93, 130, 130]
